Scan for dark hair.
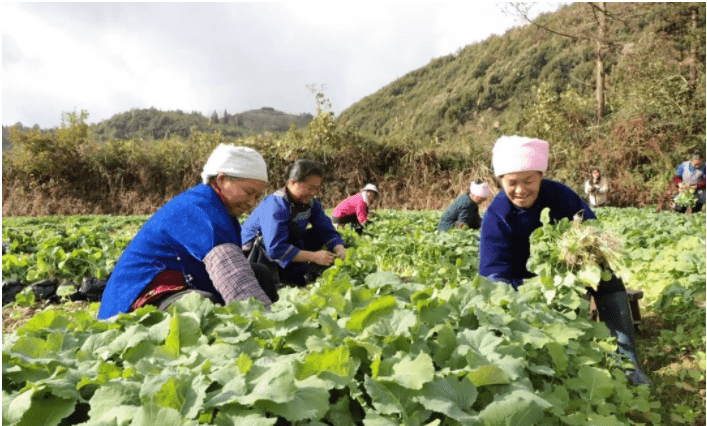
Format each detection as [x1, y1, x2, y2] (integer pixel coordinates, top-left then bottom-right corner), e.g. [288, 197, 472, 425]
[692, 151, 704, 160]
[287, 159, 323, 182]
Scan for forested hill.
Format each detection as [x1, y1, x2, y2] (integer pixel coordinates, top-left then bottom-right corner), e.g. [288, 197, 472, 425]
[337, 2, 705, 145]
[2, 107, 313, 150]
[91, 107, 313, 141]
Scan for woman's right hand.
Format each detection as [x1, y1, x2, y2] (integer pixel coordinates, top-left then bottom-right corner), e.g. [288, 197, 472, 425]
[311, 250, 336, 266]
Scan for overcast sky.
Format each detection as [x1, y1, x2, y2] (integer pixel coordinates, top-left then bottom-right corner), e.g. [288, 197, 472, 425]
[2, 2, 563, 129]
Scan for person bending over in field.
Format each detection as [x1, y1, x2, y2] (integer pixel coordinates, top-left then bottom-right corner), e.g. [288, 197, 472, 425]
[438, 181, 488, 232]
[98, 144, 278, 319]
[332, 183, 379, 235]
[241, 159, 346, 287]
[479, 135, 651, 386]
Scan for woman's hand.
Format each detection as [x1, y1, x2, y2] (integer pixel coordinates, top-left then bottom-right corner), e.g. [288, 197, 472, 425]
[310, 250, 336, 266]
[333, 245, 347, 261]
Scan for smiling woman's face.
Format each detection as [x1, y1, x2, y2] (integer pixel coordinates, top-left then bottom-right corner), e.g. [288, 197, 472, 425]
[500, 171, 543, 209]
[217, 175, 267, 217]
[287, 175, 322, 204]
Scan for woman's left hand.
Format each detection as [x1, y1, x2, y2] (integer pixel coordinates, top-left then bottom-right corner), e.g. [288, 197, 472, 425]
[333, 245, 347, 261]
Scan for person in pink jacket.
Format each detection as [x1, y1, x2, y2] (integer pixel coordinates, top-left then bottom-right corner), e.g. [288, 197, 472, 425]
[332, 184, 379, 234]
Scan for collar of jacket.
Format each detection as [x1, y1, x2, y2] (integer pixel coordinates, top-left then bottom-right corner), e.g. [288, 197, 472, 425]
[274, 187, 312, 212]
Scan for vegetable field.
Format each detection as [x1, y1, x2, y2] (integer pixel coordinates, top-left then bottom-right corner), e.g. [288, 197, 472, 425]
[2, 208, 705, 425]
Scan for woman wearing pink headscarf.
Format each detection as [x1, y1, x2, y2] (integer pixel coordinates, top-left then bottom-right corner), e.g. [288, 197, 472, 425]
[479, 135, 651, 386]
[438, 181, 489, 231]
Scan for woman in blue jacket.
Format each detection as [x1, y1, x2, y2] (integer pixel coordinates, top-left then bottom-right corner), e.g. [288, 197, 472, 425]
[479, 136, 651, 386]
[242, 159, 346, 287]
[99, 145, 278, 319]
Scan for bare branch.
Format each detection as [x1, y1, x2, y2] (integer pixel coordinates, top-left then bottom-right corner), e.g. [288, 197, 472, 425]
[508, 2, 582, 41]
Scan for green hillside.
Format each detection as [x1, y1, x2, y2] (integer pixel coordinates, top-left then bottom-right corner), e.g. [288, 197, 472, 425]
[338, 2, 705, 146]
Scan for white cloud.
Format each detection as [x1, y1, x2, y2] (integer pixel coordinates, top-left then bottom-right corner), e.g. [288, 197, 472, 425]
[2, 2, 563, 128]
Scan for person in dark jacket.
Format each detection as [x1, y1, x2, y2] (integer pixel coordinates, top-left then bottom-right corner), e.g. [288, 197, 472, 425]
[479, 135, 651, 386]
[241, 159, 346, 287]
[438, 181, 489, 231]
[98, 144, 278, 319]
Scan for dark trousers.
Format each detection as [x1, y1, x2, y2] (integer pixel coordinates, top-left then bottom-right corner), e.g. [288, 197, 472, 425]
[332, 214, 360, 226]
[251, 263, 279, 302]
[281, 228, 328, 287]
[594, 274, 626, 296]
[332, 214, 363, 235]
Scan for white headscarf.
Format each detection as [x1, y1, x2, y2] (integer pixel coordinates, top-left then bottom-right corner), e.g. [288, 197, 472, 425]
[201, 144, 268, 184]
[362, 183, 379, 193]
[361, 184, 378, 204]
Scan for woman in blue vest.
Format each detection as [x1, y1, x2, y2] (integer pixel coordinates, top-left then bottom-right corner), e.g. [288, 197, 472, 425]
[479, 136, 651, 386]
[241, 159, 346, 287]
[98, 144, 278, 319]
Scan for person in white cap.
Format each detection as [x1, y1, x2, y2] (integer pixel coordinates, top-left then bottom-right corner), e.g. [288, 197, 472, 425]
[479, 135, 651, 386]
[241, 159, 346, 287]
[438, 180, 489, 232]
[98, 144, 278, 319]
[331, 183, 380, 234]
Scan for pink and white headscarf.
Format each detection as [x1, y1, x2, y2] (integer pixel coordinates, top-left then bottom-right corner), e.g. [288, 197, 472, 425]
[470, 182, 489, 197]
[492, 136, 549, 177]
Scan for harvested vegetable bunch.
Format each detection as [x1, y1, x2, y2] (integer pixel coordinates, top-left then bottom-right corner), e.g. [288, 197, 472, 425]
[556, 214, 623, 272]
[528, 208, 628, 288]
[674, 190, 698, 208]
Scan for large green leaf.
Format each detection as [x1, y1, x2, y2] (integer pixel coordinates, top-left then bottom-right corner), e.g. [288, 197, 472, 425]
[346, 295, 397, 332]
[577, 365, 615, 401]
[257, 376, 331, 422]
[6, 386, 76, 426]
[416, 375, 479, 424]
[88, 381, 141, 419]
[238, 359, 298, 405]
[364, 376, 407, 415]
[162, 313, 203, 357]
[466, 365, 509, 387]
[296, 344, 356, 381]
[476, 388, 552, 426]
[213, 407, 276, 426]
[390, 352, 435, 389]
[129, 403, 197, 426]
